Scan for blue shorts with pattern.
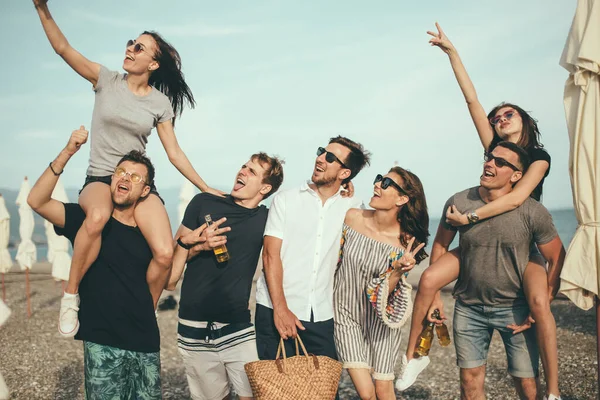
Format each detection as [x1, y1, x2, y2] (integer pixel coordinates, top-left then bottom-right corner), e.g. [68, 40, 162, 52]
[453, 300, 539, 378]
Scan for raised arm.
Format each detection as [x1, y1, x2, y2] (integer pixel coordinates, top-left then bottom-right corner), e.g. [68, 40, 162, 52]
[28, 126, 88, 228]
[156, 121, 223, 195]
[428, 23, 494, 150]
[537, 236, 566, 302]
[447, 159, 550, 226]
[33, 0, 100, 85]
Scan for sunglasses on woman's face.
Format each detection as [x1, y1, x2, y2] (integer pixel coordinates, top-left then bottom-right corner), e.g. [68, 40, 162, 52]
[489, 110, 516, 125]
[374, 174, 407, 194]
[483, 153, 521, 171]
[316, 147, 348, 169]
[126, 39, 153, 57]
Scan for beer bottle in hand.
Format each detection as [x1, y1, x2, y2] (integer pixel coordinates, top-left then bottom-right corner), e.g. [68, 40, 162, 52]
[415, 320, 435, 357]
[204, 214, 230, 263]
[433, 309, 451, 347]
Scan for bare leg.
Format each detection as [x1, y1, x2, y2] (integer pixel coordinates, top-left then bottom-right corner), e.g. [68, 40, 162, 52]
[460, 366, 486, 400]
[374, 379, 396, 400]
[513, 376, 540, 400]
[347, 368, 376, 400]
[523, 259, 559, 398]
[66, 182, 112, 294]
[405, 248, 460, 361]
[134, 194, 173, 309]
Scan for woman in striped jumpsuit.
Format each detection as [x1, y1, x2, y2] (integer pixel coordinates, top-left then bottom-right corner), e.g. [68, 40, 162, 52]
[334, 167, 430, 400]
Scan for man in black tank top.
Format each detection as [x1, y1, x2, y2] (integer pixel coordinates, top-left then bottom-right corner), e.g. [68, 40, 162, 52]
[28, 127, 164, 399]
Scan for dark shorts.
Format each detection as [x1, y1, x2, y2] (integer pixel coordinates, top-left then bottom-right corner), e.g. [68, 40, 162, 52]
[80, 175, 164, 204]
[255, 304, 338, 361]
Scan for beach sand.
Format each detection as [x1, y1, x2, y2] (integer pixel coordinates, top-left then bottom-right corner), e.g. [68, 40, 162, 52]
[0, 261, 597, 399]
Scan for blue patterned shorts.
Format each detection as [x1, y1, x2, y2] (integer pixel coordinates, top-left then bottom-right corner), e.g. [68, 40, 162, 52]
[83, 341, 161, 400]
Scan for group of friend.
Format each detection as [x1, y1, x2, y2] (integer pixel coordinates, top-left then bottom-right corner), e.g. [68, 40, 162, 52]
[29, 1, 566, 399]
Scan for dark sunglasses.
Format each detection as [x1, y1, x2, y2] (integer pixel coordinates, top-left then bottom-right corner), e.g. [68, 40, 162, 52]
[489, 110, 516, 125]
[484, 152, 521, 171]
[374, 174, 407, 194]
[126, 39, 153, 57]
[317, 147, 348, 169]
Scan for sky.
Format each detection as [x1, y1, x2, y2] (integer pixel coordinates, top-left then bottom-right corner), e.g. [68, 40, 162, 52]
[0, 0, 577, 215]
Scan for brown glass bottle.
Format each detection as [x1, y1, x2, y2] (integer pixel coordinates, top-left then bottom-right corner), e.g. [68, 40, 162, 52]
[433, 309, 451, 347]
[415, 320, 435, 357]
[204, 214, 230, 263]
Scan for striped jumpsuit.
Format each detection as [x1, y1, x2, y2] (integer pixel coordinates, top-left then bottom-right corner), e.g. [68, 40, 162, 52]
[333, 225, 413, 380]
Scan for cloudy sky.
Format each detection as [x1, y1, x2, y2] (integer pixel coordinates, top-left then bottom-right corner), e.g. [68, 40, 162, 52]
[1, 0, 576, 215]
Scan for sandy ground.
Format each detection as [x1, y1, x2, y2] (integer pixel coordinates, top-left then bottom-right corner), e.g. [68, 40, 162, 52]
[0, 263, 598, 399]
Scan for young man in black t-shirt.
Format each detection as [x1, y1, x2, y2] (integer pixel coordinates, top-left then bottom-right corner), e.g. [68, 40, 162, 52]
[167, 153, 284, 400]
[28, 127, 164, 399]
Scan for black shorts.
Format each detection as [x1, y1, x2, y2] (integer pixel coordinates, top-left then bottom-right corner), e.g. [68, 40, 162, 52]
[80, 175, 164, 204]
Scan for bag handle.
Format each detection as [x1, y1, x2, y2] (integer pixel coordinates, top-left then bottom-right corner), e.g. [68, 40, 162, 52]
[275, 334, 320, 374]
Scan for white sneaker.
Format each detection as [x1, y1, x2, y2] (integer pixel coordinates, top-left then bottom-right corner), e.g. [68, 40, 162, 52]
[395, 354, 430, 392]
[58, 292, 80, 338]
[544, 395, 562, 400]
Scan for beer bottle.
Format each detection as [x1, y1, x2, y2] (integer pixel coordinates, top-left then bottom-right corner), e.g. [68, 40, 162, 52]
[415, 320, 435, 357]
[433, 309, 451, 347]
[204, 214, 230, 263]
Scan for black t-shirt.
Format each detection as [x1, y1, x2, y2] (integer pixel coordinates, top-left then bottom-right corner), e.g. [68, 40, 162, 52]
[55, 203, 159, 353]
[489, 136, 551, 201]
[179, 193, 268, 323]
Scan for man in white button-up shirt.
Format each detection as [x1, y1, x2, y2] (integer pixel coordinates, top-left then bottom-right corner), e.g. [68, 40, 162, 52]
[255, 136, 370, 363]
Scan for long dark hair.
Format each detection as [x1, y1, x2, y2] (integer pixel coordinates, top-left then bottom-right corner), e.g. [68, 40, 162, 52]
[487, 103, 543, 150]
[390, 167, 430, 264]
[143, 31, 195, 126]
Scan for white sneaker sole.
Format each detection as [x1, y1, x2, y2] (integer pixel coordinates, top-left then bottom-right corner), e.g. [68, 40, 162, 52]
[58, 320, 80, 338]
[395, 357, 430, 391]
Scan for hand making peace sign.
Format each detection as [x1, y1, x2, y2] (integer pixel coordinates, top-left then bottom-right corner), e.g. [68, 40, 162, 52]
[392, 237, 425, 274]
[427, 22, 456, 55]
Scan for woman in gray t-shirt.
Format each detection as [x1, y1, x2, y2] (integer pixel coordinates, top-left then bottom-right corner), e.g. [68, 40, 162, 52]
[34, 0, 219, 342]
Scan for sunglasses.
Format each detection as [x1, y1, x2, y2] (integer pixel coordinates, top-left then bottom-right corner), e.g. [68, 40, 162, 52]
[317, 147, 348, 169]
[489, 110, 516, 125]
[374, 174, 407, 194]
[483, 153, 521, 171]
[114, 167, 147, 184]
[126, 39, 154, 57]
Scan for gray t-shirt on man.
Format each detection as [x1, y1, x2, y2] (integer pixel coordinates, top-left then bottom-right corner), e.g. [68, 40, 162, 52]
[87, 66, 174, 177]
[442, 187, 558, 307]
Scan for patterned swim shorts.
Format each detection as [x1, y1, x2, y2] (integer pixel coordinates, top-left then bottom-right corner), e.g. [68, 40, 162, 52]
[83, 341, 161, 400]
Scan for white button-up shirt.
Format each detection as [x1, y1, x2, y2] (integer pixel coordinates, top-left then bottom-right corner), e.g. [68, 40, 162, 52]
[256, 181, 361, 322]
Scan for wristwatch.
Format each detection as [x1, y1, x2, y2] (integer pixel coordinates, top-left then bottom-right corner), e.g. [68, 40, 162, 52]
[467, 211, 480, 224]
[177, 237, 194, 250]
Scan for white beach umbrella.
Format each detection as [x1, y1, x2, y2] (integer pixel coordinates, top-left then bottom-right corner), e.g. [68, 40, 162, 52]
[0, 196, 12, 274]
[557, 0, 600, 391]
[0, 299, 10, 399]
[16, 177, 36, 317]
[44, 178, 71, 282]
[0, 195, 12, 303]
[558, 0, 600, 310]
[178, 180, 197, 224]
[15, 177, 36, 271]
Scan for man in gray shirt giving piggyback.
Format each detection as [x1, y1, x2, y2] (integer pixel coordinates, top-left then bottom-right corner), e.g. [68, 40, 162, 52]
[434, 141, 565, 400]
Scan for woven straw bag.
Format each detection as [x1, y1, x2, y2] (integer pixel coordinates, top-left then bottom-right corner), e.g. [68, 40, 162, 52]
[244, 335, 342, 400]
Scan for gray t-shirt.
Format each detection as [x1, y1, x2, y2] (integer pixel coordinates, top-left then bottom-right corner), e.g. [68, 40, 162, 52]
[87, 66, 175, 176]
[443, 187, 558, 307]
